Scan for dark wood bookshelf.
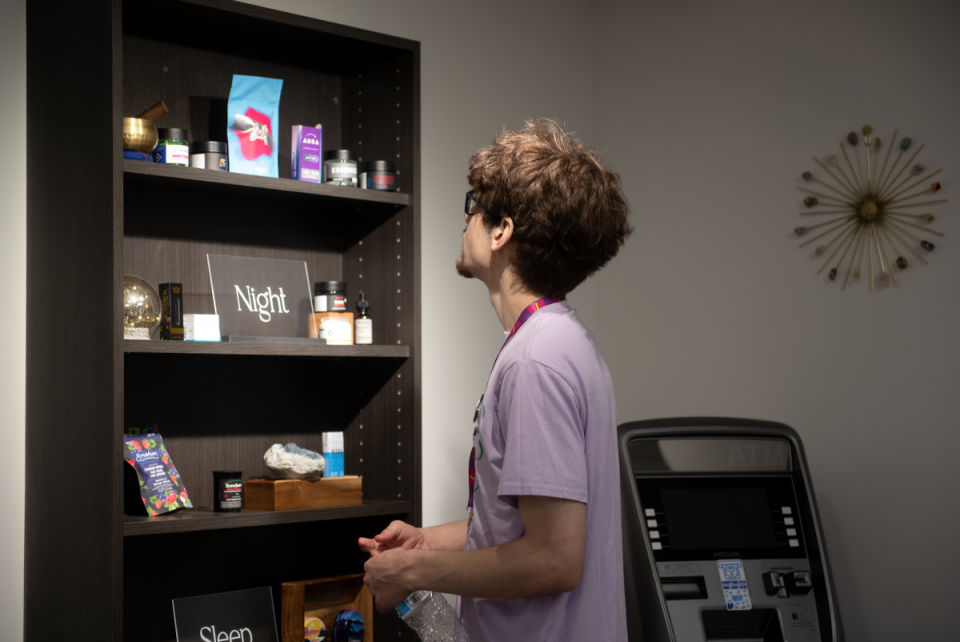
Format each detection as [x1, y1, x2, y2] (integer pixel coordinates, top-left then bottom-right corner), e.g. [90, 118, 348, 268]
[123, 500, 411, 537]
[27, 1, 421, 640]
[123, 340, 410, 359]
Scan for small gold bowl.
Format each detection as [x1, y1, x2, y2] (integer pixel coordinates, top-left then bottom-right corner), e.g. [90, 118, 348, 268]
[123, 117, 158, 152]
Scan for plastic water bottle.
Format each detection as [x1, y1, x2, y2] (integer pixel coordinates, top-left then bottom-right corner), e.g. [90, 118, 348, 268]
[396, 591, 474, 642]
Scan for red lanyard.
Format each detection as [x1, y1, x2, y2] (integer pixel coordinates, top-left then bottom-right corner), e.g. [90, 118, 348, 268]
[491, 296, 562, 372]
[469, 297, 562, 510]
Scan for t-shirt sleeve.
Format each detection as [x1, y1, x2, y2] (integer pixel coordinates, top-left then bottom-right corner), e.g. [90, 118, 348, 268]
[496, 359, 587, 504]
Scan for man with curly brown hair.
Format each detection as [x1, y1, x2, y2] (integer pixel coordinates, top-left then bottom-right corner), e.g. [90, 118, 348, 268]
[361, 119, 632, 641]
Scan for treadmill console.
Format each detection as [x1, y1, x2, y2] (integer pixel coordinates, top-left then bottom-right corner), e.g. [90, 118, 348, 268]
[618, 419, 842, 642]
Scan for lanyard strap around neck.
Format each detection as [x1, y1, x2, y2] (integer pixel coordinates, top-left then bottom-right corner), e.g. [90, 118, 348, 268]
[491, 297, 562, 372]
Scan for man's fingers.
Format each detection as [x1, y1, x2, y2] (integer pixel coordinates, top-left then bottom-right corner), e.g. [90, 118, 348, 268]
[358, 537, 381, 557]
[374, 520, 408, 544]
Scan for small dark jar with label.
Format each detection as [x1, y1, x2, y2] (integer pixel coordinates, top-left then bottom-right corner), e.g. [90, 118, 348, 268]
[213, 470, 244, 512]
[359, 160, 397, 191]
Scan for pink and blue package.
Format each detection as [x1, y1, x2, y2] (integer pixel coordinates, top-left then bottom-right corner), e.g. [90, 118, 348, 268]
[227, 74, 283, 178]
[292, 125, 323, 182]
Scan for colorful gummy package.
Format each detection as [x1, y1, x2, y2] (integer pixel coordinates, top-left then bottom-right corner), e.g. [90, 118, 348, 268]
[227, 74, 283, 178]
[123, 424, 193, 516]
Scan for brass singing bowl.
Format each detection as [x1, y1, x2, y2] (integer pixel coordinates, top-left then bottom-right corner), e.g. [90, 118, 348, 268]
[123, 117, 158, 152]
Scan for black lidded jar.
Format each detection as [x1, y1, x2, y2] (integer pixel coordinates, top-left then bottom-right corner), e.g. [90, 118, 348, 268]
[189, 141, 229, 171]
[359, 160, 397, 191]
[213, 470, 243, 512]
[314, 281, 348, 313]
[323, 149, 358, 186]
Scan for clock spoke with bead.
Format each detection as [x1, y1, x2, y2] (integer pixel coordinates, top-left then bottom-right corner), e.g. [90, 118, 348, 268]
[882, 222, 929, 266]
[799, 217, 857, 248]
[885, 214, 945, 237]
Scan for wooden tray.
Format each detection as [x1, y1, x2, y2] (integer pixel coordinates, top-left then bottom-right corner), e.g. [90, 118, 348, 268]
[281, 573, 373, 642]
[245, 476, 362, 510]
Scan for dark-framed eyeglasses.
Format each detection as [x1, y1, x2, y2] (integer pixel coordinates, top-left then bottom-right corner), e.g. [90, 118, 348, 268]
[464, 191, 496, 217]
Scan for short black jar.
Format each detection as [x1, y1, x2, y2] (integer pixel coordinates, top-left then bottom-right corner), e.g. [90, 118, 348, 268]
[314, 281, 348, 313]
[213, 470, 243, 512]
[359, 160, 397, 191]
[190, 141, 229, 171]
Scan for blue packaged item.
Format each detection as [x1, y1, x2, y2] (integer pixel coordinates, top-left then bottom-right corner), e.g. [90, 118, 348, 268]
[227, 75, 283, 178]
[333, 610, 364, 642]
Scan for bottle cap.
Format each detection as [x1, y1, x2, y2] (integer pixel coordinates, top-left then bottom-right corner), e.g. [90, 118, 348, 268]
[360, 160, 396, 172]
[315, 281, 346, 294]
[157, 128, 189, 142]
[190, 141, 227, 154]
[356, 291, 369, 310]
[323, 149, 356, 161]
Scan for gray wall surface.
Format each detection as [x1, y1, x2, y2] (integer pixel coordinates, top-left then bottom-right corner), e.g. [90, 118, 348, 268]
[1, 0, 956, 640]
[593, 2, 960, 641]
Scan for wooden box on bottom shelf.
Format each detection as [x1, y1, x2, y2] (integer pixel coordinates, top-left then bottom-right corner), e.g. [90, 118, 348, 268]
[281, 574, 373, 642]
[245, 476, 362, 510]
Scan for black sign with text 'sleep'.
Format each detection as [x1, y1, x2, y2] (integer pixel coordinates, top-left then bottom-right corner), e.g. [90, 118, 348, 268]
[207, 255, 317, 338]
[173, 586, 279, 642]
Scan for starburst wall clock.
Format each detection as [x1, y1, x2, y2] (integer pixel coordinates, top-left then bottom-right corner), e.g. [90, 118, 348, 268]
[794, 126, 946, 291]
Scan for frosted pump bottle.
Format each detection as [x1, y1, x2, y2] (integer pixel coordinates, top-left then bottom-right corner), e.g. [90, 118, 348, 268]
[396, 591, 474, 642]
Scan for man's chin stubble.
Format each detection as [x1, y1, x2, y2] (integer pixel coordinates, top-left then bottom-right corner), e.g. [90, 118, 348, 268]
[455, 256, 473, 279]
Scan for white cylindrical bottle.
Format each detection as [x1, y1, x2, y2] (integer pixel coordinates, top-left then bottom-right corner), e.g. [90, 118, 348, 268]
[396, 591, 473, 642]
[355, 291, 373, 345]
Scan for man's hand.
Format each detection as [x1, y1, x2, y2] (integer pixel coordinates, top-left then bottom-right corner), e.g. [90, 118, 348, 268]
[358, 520, 426, 558]
[363, 547, 418, 613]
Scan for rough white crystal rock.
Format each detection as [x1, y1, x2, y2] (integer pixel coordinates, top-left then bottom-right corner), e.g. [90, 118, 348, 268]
[263, 442, 326, 480]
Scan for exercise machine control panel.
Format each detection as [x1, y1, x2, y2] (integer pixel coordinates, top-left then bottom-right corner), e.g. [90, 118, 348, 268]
[618, 419, 842, 642]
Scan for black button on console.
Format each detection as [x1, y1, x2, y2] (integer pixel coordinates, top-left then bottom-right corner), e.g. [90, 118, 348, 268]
[762, 571, 785, 596]
[787, 571, 813, 595]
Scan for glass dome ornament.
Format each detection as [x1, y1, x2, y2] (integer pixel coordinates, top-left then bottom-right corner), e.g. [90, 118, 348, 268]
[123, 275, 162, 340]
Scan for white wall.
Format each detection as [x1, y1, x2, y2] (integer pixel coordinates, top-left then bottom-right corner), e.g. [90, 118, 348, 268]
[0, 0, 26, 638]
[593, 1, 960, 640]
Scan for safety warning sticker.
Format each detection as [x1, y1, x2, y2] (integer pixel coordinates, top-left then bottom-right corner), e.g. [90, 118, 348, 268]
[717, 559, 752, 611]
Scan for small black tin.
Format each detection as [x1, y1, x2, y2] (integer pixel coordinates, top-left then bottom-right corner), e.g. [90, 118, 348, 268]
[190, 141, 229, 171]
[213, 470, 243, 512]
[359, 160, 397, 191]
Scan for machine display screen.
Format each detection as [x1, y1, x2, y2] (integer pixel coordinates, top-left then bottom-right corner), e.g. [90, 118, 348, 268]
[660, 487, 778, 550]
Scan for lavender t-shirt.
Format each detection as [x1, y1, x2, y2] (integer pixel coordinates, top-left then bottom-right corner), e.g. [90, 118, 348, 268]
[458, 302, 627, 642]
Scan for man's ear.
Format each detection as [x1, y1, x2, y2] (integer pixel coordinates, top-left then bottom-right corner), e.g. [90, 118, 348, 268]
[490, 217, 514, 252]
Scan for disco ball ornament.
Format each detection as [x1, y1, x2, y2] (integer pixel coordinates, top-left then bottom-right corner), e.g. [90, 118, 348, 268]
[123, 275, 162, 340]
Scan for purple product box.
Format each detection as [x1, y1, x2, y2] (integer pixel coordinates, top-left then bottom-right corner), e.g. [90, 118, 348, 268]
[292, 125, 322, 182]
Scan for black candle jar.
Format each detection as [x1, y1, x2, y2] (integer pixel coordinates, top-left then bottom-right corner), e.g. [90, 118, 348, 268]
[359, 160, 397, 191]
[213, 470, 243, 512]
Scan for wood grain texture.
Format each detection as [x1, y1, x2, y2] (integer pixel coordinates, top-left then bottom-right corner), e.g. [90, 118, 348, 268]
[123, 339, 409, 358]
[124, 160, 410, 207]
[245, 476, 362, 511]
[123, 499, 409, 536]
[28, 2, 421, 640]
[281, 574, 372, 642]
[25, 0, 124, 640]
